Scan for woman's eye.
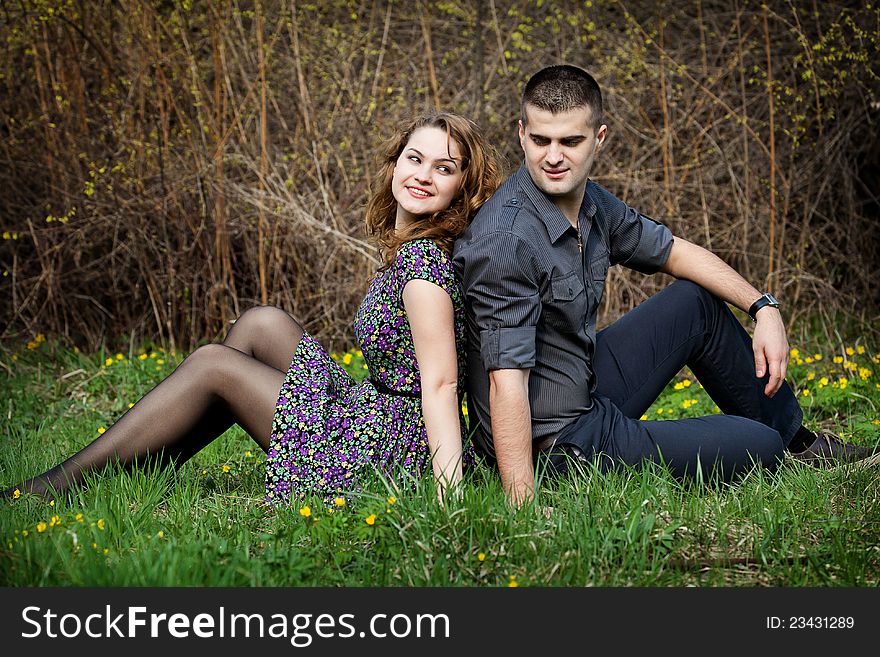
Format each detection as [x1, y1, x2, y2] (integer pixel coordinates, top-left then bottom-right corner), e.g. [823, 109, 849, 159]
[408, 156, 421, 163]
[437, 166, 451, 174]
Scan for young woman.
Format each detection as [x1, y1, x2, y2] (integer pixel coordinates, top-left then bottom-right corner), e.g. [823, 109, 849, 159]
[3, 112, 501, 504]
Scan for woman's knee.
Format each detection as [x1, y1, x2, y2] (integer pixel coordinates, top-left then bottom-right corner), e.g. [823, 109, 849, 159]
[235, 305, 291, 330]
[184, 343, 229, 375]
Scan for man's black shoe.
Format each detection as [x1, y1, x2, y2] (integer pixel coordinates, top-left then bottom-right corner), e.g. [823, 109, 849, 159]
[789, 431, 879, 467]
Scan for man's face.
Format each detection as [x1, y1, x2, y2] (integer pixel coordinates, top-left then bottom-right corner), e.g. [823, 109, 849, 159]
[519, 104, 607, 208]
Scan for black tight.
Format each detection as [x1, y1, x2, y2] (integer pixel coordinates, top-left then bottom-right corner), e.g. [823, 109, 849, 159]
[3, 306, 304, 498]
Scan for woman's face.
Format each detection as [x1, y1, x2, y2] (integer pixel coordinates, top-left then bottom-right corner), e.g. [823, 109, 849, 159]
[392, 126, 465, 228]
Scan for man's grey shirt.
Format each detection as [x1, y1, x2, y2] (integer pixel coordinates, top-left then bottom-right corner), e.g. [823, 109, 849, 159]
[452, 166, 674, 456]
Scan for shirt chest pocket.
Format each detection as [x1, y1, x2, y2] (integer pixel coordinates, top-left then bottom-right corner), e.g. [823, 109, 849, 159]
[546, 271, 588, 332]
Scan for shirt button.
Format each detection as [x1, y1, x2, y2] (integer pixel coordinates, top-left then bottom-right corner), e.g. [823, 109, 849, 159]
[510, 199, 518, 205]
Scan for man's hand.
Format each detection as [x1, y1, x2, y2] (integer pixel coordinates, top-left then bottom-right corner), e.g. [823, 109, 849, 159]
[752, 306, 789, 397]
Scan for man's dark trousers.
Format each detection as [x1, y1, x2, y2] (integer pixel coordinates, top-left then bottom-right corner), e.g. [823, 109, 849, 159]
[546, 280, 803, 482]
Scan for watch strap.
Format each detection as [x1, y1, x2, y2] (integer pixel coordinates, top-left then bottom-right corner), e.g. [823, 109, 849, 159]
[748, 293, 779, 321]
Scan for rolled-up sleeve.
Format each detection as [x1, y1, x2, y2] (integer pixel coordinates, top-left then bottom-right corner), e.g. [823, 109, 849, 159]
[595, 184, 673, 274]
[458, 232, 541, 371]
[621, 210, 673, 274]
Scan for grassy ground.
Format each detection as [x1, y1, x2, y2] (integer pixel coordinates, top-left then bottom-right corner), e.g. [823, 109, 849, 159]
[1, 334, 879, 587]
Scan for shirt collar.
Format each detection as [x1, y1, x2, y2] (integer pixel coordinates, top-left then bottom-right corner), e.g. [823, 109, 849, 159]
[515, 165, 597, 244]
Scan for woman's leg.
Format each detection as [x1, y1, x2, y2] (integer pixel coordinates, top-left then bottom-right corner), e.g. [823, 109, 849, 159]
[5, 343, 285, 497]
[221, 305, 304, 372]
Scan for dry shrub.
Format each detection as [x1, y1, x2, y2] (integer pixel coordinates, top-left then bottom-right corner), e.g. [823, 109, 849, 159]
[1, 0, 878, 351]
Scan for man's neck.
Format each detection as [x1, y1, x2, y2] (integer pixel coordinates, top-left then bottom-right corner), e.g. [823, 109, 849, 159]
[551, 190, 586, 229]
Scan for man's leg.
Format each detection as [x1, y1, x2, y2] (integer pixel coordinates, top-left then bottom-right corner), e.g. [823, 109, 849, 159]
[592, 279, 803, 445]
[545, 395, 785, 482]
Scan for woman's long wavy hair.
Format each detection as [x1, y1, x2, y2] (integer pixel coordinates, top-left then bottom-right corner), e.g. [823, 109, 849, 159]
[365, 112, 502, 268]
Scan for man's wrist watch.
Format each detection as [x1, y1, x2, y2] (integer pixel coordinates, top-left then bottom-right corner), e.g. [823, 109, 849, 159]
[747, 292, 780, 321]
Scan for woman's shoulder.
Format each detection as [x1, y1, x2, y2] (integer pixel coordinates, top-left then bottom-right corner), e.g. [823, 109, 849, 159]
[394, 238, 451, 269]
[394, 239, 456, 288]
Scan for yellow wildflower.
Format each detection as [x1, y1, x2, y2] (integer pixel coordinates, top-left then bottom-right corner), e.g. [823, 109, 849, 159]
[806, 372, 815, 381]
[12, 488, 20, 499]
[859, 368, 871, 380]
[673, 382, 684, 390]
[478, 552, 486, 562]
[115, 353, 123, 361]
[103, 548, 109, 555]
[819, 377, 829, 386]
[790, 348, 800, 358]
[75, 513, 83, 522]
[299, 506, 311, 517]
[245, 451, 252, 458]
[801, 389, 810, 397]
[682, 379, 691, 387]
[365, 514, 377, 525]
[845, 347, 855, 356]
[805, 357, 814, 364]
[387, 496, 396, 505]
[157, 531, 165, 538]
[36, 522, 47, 533]
[98, 427, 106, 435]
[508, 576, 519, 588]
[49, 515, 60, 527]
[657, 408, 664, 414]
[855, 345, 865, 354]
[640, 415, 648, 421]
[833, 356, 844, 364]
[342, 353, 353, 365]
[149, 352, 157, 359]
[334, 497, 346, 507]
[839, 377, 848, 390]
[221, 464, 230, 473]
[813, 354, 822, 361]
[104, 357, 113, 366]
[138, 353, 148, 361]
[156, 359, 164, 365]
[128, 403, 134, 408]
[21, 530, 28, 537]
[97, 519, 105, 530]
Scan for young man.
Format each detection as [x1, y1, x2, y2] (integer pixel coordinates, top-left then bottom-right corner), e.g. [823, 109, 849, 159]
[452, 64, 875, 504]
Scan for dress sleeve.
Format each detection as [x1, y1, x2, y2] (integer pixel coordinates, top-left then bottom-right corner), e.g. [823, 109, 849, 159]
[396, 239, 457, 297]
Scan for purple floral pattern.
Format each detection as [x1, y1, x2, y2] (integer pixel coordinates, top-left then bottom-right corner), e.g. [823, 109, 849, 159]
[265, 239, 469, 504]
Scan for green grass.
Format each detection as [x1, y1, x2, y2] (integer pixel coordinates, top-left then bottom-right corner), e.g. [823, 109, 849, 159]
[1, 336, 879, 586]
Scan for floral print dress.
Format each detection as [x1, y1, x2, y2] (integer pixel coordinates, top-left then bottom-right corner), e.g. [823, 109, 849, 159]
[265, 238, 469, 504]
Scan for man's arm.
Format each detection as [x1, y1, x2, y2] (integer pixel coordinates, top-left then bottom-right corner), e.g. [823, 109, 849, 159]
[488, 368, 534, 505]
[661, 236, 789, 397]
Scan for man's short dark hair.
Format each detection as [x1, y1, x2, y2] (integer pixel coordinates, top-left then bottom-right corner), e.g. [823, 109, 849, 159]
[521, 65, 603, 130]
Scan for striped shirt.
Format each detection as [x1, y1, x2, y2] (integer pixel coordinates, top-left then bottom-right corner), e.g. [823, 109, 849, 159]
[452, 165, 673, 456]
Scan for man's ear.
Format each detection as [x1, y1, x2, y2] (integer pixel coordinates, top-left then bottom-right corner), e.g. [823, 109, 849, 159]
[518, 120, 526, 152]
[595, 124, 608, 150]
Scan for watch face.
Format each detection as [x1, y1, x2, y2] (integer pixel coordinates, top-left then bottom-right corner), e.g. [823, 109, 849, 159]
[765, 293, 779, 306]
